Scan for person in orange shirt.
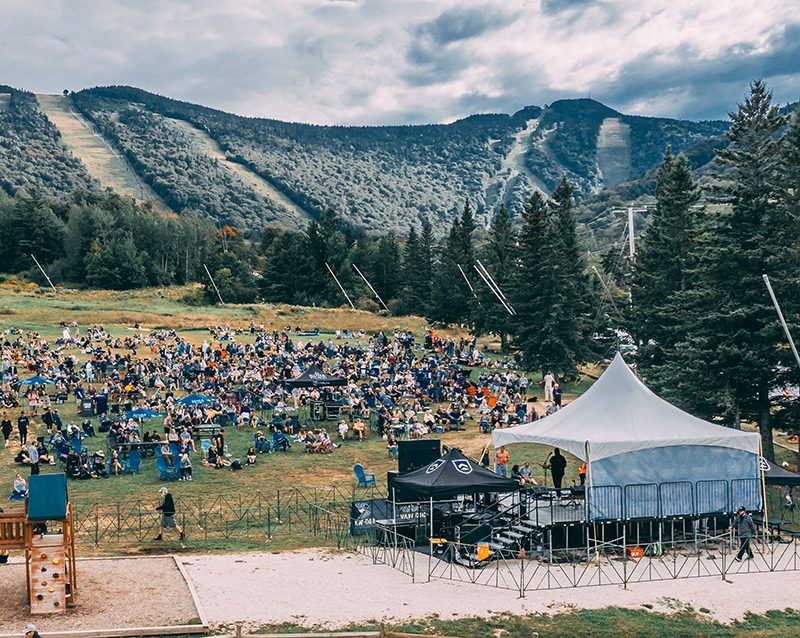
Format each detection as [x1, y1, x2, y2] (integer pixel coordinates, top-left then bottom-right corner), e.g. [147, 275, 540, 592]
[579, 462, 587, 486]
[495, 446, 510, 477]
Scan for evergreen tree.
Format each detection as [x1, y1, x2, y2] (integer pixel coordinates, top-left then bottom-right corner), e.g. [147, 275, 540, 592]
[656, 81, 794, 459]
[510, 187, 586, 375]
[0, 191, 66, 273]
[400, 226, 421, 315]
[370, 232, 402, 306]
[430, 216, 472, 324]
[631, 149, 700, 375]
[473, 204, 515, 351]
[417, 218, 435, 313]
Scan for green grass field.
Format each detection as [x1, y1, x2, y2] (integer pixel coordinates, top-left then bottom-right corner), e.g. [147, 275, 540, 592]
[0, 287, 591, 553]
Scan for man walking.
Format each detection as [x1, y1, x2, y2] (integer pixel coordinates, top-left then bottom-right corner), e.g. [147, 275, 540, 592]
[734, 506, 756, 561]
[154, 486, 186, 548]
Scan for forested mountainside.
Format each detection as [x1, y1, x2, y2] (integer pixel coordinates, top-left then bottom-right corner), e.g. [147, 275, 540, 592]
[0, 86, 97, 197]
[1, 84, 729, 233]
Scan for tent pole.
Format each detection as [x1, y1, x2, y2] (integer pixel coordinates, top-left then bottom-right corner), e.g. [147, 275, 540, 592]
[325, 262, 355, 310]
[758, 438, 770, 553]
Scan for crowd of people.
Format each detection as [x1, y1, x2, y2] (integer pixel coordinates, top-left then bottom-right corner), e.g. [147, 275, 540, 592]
[0, 321, 557, 492]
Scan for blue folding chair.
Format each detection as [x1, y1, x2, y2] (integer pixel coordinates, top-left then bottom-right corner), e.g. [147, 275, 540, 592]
[125, 449, 142, 475]
[353, 463, 376, 488]
[156, 455, 179, 481]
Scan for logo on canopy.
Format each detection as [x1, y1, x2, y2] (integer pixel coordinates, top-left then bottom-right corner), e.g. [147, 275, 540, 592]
[425, 459, 445, 474]
[452, 459, 473, 475]
[759, 457, 771, 472]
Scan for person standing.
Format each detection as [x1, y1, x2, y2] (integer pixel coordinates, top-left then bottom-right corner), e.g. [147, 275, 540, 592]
[734, 506, 756, 561]
[495, 446, 510, 477]
[552, 384, 563, 408]
[154, 486, 186, 548]
[26, 441, 40, 475]
[543, 372, 555, 402]
[1, 413, 12, 448]
[17, 411, 30, 446]
[547, 448, 567, 489]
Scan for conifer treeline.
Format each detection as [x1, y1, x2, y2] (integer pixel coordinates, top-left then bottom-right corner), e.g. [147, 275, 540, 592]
[630, 81, 800, 460]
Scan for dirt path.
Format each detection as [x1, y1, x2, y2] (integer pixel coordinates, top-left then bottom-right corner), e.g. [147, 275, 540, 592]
[182, 548, 800, 629]
[167, 117, 313, 226]
[35, 94, 168, 208]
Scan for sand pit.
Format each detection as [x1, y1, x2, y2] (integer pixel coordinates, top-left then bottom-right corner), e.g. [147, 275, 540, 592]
[182, 549, 800, 629]
[0, 556, 202, 634]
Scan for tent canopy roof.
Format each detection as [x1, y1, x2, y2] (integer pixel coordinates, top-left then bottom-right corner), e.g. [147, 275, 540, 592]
[392, 448, 519, 498]
[761, 457, 800, 486]
[493, 353, 759, 462]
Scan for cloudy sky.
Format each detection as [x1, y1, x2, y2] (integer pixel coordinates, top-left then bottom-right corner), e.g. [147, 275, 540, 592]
[2, 0, 798, 125]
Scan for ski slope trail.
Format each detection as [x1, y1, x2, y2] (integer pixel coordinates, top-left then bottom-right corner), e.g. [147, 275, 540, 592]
[36, 94, 168, 208]
[167, 116, 313, 227]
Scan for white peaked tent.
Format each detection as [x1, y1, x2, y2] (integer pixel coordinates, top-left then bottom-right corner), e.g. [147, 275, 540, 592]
[493, 353, 761, 519]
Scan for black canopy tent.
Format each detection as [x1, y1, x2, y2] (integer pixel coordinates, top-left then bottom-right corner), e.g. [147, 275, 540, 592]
[392, 448, 519, 498]
[285, 364, 346, 388]
[761, 457, 800, 486]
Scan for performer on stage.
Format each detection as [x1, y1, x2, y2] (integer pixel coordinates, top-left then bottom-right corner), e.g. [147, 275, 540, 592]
[545, 448, 567, 489]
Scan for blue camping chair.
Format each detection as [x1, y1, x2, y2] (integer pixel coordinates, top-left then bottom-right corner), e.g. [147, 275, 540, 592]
[200, 439, 212, 456]
[124, 449, 142, 475]
[156, 455, 179, 481]
[353, 463, 376, 488]
[70, 436, 83, 455]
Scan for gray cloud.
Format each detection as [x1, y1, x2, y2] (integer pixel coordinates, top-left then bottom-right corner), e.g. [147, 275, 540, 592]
[0, 1, 798, 126]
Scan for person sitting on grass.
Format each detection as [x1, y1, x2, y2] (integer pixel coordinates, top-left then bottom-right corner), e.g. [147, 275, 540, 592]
[254, 431, 270, 453]
[81, 418, 96, 437]
[91, 450, 108, 478]
[337, 419, 349, 440]
[352, 417, 367, 441]
[246, 447, 257, 465]
[10, 474, 27, 499]
[179, 452, 193, 480]
[272, 427, 291, 452]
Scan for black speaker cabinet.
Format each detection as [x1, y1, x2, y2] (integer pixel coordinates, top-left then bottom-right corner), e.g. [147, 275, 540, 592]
[387, 470, 416, 503]
[398, 439, 441, 474]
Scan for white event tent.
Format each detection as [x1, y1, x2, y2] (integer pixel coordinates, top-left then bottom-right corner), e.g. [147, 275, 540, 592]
[493, 353, 761, 520]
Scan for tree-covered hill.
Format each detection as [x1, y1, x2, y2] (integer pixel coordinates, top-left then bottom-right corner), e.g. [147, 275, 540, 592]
[1, 84, 730, 233]
[0, 86, 97, 197]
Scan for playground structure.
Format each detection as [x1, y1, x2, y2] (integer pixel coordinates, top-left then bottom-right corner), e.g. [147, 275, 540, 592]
[0, 474, 77, 614]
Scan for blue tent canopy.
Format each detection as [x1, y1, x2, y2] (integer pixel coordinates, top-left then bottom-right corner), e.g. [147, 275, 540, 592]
[20, 375, 55, 385]
[124, 408, 165, 420]
[176, 393, 215, 406]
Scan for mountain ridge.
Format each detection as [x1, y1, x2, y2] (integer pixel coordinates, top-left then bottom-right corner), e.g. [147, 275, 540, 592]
[0, 83, 731, 234]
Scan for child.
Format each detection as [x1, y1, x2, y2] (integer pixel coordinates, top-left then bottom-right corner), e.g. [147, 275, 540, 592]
[387, 434, 398, 460]
[246, 446, 257, 466]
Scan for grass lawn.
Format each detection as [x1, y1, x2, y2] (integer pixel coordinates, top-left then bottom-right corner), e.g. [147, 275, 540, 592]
[258, 608, 800, 637]
[0, 287, 590, 552]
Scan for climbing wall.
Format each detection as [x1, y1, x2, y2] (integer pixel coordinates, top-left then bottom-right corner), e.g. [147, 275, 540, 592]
[29, 534, 67, 614]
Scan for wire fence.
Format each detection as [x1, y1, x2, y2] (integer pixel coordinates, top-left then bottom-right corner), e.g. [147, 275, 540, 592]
[70, 486, 382, 546]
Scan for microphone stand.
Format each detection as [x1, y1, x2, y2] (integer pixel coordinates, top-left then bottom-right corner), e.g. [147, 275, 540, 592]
[542, 452, 552, 488]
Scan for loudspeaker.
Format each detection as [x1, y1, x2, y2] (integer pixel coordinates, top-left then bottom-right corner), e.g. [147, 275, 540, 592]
[398, 439, 441, 474]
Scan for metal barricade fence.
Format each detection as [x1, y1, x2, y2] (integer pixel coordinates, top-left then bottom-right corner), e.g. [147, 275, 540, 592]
[70, 485, 382, 546]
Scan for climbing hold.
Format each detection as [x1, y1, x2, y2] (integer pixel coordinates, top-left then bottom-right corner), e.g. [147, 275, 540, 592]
[52, 558, 60, 565]
[48, 587, 55, 592]
[36, 594, 43, 600]
[40, 553, 47, 559]
[41, 581, 47, 586]
[40, 567, 47, 572]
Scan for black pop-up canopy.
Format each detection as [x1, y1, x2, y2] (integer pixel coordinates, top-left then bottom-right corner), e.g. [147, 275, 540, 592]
[285, 364, 346, 388]
[761, 457, 800, 486]
[392, 448, 519, 498]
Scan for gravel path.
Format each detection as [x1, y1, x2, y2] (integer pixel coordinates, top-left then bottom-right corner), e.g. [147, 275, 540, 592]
[0, 556, 200, 633]
[182, 549, 800, 629]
